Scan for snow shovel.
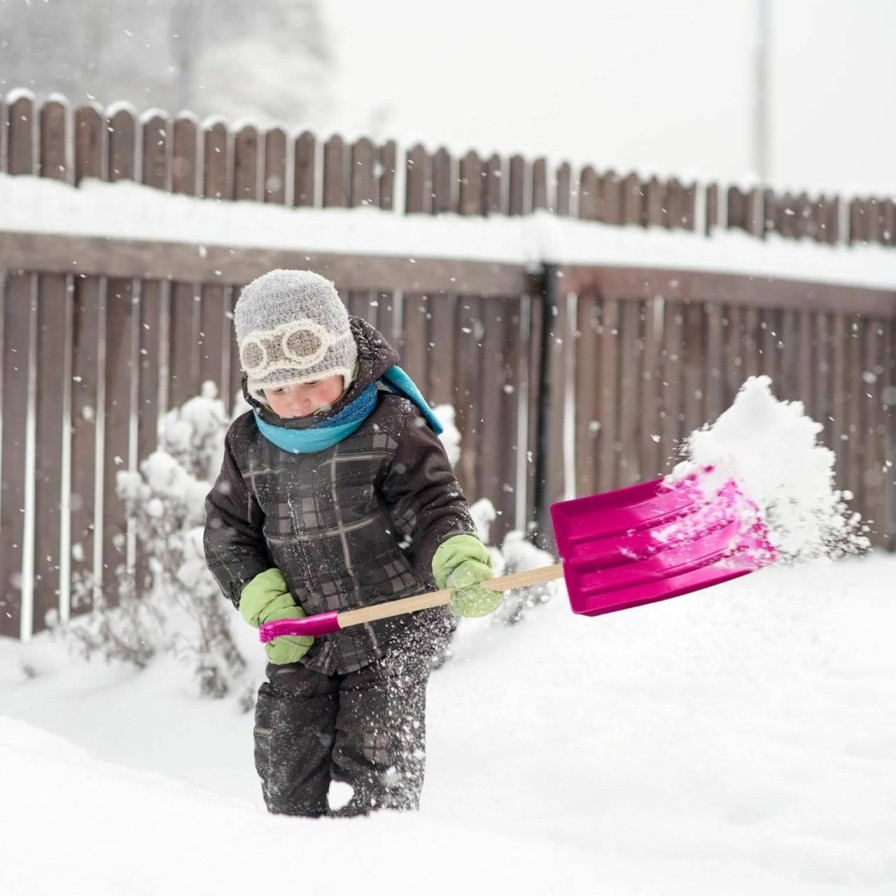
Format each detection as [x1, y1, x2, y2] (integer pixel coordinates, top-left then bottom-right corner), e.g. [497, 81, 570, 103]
[258, 469, 777, 643]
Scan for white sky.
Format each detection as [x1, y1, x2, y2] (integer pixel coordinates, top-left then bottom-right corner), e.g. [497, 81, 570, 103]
[321, 0, 896, 197]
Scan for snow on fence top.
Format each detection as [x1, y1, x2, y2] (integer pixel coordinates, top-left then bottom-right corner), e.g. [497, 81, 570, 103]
[1, 90, 894, 253]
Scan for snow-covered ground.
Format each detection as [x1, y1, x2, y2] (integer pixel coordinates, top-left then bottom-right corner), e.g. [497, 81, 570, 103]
[1, 553, 894, 896]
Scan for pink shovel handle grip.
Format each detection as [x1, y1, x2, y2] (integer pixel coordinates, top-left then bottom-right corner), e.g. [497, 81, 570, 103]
[259, 612, 341, 642]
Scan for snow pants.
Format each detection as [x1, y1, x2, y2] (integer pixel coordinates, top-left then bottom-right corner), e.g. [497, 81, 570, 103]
[253, 639, 433, 817]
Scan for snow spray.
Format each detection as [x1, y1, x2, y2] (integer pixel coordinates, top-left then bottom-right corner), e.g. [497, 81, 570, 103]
[669, 376, 869, 563]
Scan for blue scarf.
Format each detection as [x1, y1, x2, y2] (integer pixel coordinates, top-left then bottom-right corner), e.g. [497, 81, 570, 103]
[254, 365, 442, 454]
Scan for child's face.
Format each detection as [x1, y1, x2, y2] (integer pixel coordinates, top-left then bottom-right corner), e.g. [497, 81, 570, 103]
[263, 375, 346, 419]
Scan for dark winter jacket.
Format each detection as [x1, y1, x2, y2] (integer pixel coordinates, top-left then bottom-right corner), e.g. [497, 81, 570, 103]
[204, 317, 475, 674]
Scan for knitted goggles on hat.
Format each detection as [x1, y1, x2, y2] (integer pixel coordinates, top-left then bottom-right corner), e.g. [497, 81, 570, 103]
[239, 319, 354, 378]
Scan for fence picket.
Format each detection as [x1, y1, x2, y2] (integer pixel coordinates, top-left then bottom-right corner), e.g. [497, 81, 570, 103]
[350, 137, 377, 207]
[34, 102, 72, 629]
[199, 284, 230, 393]
[454, 296, 483, 495]
[378, 140, 397, 211]
[622, 173, 642, 226]
[578, 166, 598, 221]
[203, 121, 231, 201]
[67, 274, 101, 609]
[431, 148, 453, 214]
[646, 177, 665, 228]
[323, 135, 348, 208]
[705, 183, 719, 234]
[859, 320, 881, 537]
[428, 292, 456, 407]
[884, 318, 894, 549]
[479, 297, 517, 527]
[848, 199, 865, 245]
[681, 301, 705, 436]
[66, 106, 105, 614]
[172, 116, 198, 196]
[843, 317, 864, 504]
[599, 171, 623, 225]
[103, 105, 138, 609]
[263, 127, 287, 204]
[555, 162, 572, 216]
[531, 158, 548, 212]
[98, 274, 135, 607]
[166, 124, 205, 411]
[347, 137, 380, 345]
[228, 288, 242, 406]
[39, 99, 69, 180]
[7, 94, 34, 175]
[136, 279, 164, 464]
[641, 297, 665, 476]
[293, 131, 316, 207]
[617, 300, 644, 485]
[458, 150, 483, 216]
[0, 274, 32, 636]
[74, 105, 104, 183]
[199, 120, 231, 399]
[1, 98, 35, 634]
[509, 155, 526, 216]
[704, 301, 725, 428]
[107, 108, 135, 182]
[234, 124, 260, 201]
[681, 182, 697, 230]
[574, 295, 598, 498]
[596, 297, 622, 491]
[399, 291, 429, 390]
[812, 312, 835, 454]
[484, 153, 503, 215]
[405, 144, 429, 214]
[142, 113, 170, 192]
[660, 299, 685, 467]
[881, 200, 895, 246]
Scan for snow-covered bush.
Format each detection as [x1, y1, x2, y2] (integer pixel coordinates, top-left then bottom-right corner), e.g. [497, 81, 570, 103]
[65, 382, 254, 709]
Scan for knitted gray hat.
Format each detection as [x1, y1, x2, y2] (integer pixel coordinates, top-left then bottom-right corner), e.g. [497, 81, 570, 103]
[234, 269, 358, 402]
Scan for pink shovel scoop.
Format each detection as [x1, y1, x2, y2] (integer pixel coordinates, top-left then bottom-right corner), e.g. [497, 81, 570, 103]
[259, 469, 777, 643]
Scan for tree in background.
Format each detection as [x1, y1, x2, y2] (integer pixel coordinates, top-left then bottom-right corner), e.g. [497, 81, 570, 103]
[0, 0, 331, 125]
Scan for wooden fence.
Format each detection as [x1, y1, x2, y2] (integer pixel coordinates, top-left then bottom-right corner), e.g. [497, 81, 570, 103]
[1, 92, 895, 641]
[1, 92, 894, 246]
[537, 268, 896, 546]
[1, 237, 894, 641]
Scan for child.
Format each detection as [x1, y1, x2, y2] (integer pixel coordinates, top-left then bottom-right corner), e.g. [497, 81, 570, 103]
[204, 269, 500, 817]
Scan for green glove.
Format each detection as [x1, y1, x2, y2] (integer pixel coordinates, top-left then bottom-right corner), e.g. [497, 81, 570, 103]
[432, 534, 502, 618]
[239, 568, 313, 664]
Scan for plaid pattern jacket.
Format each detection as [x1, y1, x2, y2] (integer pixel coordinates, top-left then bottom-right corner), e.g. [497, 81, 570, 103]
[204, 319, 475, 674]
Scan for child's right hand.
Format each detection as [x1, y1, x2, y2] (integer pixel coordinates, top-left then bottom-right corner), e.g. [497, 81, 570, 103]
[239, 568, 313, 664]
[432, 534, 502, 618]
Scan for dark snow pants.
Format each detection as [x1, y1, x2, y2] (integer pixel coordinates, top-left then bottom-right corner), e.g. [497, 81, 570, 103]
[253, 644, 432, 818]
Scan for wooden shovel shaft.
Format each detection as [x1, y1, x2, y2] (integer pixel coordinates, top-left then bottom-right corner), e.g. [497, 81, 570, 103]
[338, 562, 565, 628]
[258, 563, 565, 642]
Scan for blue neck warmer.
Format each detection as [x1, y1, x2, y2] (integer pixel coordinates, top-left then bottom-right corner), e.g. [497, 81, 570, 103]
[254, 365, 442, 454]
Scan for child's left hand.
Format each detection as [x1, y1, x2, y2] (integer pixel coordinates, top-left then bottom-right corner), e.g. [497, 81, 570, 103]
[263, 605, 313, 664]
[239, 568, 313, 663]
